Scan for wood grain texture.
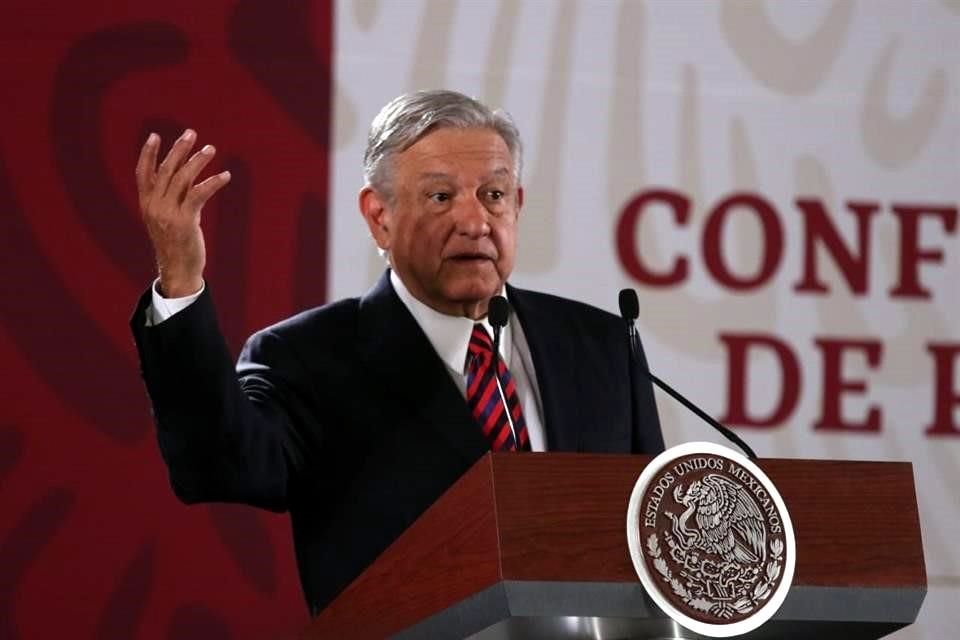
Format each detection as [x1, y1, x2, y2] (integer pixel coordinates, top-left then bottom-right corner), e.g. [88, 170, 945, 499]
[765, 458, 926, 587]
[493, 452, 645, 582]
[491, 454, 925, 588]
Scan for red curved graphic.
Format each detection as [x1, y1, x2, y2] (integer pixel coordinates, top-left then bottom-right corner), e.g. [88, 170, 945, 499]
[0, 2, 332, 637]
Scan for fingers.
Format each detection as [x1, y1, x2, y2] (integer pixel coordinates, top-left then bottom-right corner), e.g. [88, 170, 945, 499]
[185, 170, 232, 212]
[135, 133, 159, 203]
[135, 127, 230, 219]
[156, 129, 197, 196]
[169, 144, 218, 203]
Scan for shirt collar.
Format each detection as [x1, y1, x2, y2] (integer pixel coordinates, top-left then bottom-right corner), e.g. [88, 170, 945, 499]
[390, 270, 511, 374]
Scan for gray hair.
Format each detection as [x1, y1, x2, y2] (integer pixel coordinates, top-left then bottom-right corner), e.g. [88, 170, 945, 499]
[363, 89, 523, 197]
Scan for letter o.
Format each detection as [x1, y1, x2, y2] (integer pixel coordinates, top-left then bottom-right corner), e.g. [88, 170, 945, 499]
[702, 192, 784, 290]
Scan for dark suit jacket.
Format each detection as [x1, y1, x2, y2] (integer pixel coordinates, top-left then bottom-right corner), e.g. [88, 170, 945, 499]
[131, 271, 663, 614]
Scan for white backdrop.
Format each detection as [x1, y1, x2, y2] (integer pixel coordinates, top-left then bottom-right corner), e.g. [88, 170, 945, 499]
[329, 1, 959, 637]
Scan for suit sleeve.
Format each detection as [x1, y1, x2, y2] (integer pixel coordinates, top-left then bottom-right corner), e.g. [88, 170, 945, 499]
[629, 333, 666, 454]
[130, 286, 309, 512]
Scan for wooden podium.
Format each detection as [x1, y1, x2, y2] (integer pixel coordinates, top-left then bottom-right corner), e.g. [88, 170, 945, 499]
[301, 453, 925, 639]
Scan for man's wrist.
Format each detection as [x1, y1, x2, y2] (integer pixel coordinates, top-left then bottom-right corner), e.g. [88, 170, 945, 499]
[158, 275, 203, 299]
[149, 278, 205, 325]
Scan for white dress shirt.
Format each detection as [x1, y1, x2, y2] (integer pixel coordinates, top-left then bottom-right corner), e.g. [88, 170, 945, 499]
[147, 273, 548, 451]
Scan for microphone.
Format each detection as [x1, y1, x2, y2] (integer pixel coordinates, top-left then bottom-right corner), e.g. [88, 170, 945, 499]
[618, 289, 757, 460]
[488, 295, 521, 450]
[619, 289, 641, 354]
[489, 296, 510, 342]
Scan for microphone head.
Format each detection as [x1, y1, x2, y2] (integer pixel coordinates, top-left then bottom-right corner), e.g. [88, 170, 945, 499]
[488, 295, 511, 329]
[618, 289, 639, 321]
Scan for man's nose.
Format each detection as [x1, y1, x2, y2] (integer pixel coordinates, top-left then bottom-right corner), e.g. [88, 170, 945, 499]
[453, 194, 491, 237]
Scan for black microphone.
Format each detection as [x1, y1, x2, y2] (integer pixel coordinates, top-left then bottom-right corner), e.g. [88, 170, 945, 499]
[487, 295, 522, 450]
[618, 288, 757, 460]
[489, 295, 510, 348]
[619, 289, 641, 355]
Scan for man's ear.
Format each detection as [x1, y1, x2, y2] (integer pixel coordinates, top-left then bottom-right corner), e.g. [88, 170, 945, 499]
[359, 186, 392, 251]
[516, 185, 524, 211]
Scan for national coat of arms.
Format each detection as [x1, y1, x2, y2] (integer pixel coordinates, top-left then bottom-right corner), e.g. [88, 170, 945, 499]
[626, 442, 796, 638]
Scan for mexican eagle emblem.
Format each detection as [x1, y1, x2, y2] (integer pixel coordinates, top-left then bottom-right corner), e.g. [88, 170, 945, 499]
[627, 442, 796, 638]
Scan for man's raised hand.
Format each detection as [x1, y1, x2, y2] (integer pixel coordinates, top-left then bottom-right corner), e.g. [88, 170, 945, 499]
[135, 129, 231, 298]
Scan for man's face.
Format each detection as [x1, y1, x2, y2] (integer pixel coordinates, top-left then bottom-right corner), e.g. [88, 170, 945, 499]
[360, 127, 522, 319]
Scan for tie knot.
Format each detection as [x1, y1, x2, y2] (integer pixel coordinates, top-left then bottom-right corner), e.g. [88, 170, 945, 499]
[470, 323, 492, 349]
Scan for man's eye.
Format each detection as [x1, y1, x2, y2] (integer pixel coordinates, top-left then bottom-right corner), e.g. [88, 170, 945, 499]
[429, 192, 450, 203]
[487, 190, 504, 201]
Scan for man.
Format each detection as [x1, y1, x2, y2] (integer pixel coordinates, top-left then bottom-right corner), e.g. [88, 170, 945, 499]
[131, 89, 664, 615]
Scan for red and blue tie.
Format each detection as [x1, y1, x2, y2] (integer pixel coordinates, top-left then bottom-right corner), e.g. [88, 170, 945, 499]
[465, 324, 530, 451]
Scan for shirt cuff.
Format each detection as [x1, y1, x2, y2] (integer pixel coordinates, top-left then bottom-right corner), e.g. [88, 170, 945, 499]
[146, 278, 205, 326]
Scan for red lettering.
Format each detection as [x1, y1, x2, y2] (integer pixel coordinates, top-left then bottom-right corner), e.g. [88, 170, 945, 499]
[703, 193, 783, 291]
[617, 191, 958, 299]
[814, 339, 883, 433]
[793, 199, 880, 295]
[616, 189, 690, 286]
[925, 343, 960, 437]
[889, 204, 958, 299]
[719, 333, 800, 428]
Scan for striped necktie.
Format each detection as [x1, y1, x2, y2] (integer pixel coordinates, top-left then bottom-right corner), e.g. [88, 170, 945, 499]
[465, 324, 530, 451]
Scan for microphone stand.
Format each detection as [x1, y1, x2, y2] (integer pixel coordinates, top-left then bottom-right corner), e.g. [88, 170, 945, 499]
[619, 289, 758, 460]
[489, 296, 520, 450]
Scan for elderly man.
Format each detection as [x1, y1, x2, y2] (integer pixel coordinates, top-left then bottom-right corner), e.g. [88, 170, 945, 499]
[131, 89, 663, 614]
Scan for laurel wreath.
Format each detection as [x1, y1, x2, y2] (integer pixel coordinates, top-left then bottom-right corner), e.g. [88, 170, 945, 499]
[645, 534, 784, 617]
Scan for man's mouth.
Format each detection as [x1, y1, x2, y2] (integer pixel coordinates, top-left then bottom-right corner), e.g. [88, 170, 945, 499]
[448, 253, 492, 262]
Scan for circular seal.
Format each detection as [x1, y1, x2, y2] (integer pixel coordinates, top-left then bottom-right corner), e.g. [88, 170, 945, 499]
[626, 442, 796, 637]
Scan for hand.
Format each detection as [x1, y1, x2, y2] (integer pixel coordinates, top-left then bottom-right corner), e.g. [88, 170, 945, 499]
[135, 129, 231, 297]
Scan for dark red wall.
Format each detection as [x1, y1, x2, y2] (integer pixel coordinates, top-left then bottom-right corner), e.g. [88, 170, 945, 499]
[0, 2, 332, 637]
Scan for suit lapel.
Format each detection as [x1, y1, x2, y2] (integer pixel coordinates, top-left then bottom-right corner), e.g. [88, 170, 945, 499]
[356, 272, 489, 465]
[507, 285, 581, 452]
